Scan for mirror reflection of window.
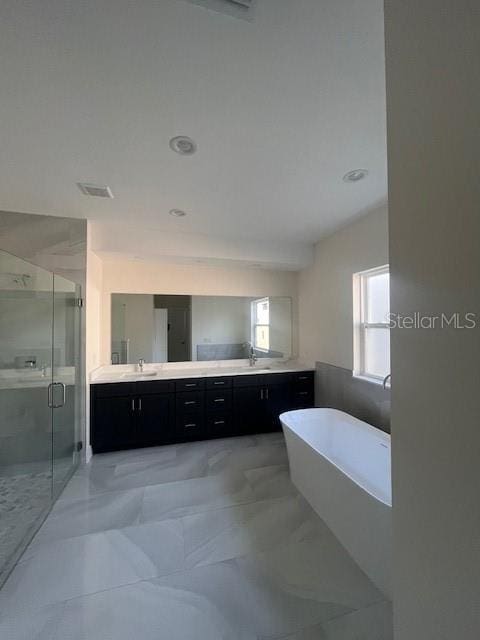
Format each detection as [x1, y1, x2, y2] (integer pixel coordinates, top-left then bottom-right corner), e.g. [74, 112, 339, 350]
[253, 298, 270, 352]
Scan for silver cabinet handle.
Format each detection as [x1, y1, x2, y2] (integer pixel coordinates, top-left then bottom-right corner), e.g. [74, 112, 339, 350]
[260, 389, 264, 400]
[185, 383, 196, 387]
[131, 398, 135, 411]
[298, 391, 308, 396]
[214, 398, 225, 403]
[213, 381, 225, 385]
[185, 400, 196, 405]
[299, 376, 308, 380]
[214, 420, 225, 425]
[138, 398, 142, 412]
[185, 423, 196, 428]
[265, 388, 269, 400]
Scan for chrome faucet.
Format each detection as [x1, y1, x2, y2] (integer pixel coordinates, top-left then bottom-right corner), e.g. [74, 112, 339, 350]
[243, 342, 258, 367]
[383, 374, 391, 389]
[138, 358, 145, 373]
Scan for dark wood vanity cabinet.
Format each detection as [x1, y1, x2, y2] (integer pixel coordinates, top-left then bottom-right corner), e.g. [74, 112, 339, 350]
[91, 381, 175, 453]
[232, 373, 294, 434]
[91, 371, 314, 453]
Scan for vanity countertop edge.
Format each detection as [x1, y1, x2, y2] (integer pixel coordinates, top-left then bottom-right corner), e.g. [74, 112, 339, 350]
[91, 362, 315, 385]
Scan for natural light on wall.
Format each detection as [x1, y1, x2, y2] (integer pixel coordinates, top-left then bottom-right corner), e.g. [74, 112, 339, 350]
[353, 265, 390, 381]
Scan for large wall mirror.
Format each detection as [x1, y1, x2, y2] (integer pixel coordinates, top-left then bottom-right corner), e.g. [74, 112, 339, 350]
[111, 294, 292, 364]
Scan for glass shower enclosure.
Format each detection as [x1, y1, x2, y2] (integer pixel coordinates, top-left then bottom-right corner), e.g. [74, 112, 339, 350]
[0, 250, 82, 584]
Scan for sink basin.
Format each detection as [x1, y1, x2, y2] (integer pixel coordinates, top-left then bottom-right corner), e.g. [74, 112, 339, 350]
[121, 371, 157, 379]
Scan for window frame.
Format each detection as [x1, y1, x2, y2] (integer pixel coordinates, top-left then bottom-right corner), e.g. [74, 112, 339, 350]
[353, 265, 390, 383]
[251, 297, 270, 353]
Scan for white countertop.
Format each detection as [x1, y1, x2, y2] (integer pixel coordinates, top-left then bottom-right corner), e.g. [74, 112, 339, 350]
[91, 360, 314, 385]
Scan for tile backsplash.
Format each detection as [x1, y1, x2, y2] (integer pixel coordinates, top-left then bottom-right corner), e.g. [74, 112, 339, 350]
[315, 362, 391, 433]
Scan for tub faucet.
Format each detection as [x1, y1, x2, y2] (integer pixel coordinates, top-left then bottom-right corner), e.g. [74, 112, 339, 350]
[383, 374, 391, 389]
[138, 358, 145, 373]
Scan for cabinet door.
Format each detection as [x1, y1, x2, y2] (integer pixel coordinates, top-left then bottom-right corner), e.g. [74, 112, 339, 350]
[265, 383, 291, 431]
[232, 386, 265, 435]
[137, 394, 174, 446]
[93, 395, 136, 452]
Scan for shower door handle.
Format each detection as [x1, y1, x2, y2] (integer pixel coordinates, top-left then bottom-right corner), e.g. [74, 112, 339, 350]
[59, 382, 66, 408]
[48, 382, 66, 408]
[47, 383, 54, 408]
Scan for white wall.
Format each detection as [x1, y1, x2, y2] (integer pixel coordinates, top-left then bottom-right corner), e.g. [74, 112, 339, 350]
[385, 2, 480, 638]
[298, 205, 389, 368]
[269, 297, 293, 357]
[99, 258, 298, 365]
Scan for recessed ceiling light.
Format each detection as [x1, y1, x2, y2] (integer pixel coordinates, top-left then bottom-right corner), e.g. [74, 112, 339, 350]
[77, 182, 114, 198]
[343, 169, 369, 183]
[169, 136, 197, 156]
[169, 209, 187, 217]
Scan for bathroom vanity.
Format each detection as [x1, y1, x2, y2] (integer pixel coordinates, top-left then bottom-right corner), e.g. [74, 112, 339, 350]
[90, 366, 314, 453]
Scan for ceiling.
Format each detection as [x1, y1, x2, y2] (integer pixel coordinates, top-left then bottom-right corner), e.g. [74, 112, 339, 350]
[0, 0, 387, 269]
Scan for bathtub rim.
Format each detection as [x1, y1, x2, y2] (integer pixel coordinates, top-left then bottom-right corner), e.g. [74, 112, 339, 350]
[280, 408, 392, 508]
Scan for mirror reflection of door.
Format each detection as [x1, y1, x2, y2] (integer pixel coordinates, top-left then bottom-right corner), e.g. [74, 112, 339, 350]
[153, 308, 168, 362]
[168, 306, 190, 362]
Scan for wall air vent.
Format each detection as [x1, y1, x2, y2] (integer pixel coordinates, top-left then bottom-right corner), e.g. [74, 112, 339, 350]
[184, 0, 256, 22]
[77, 183, 114, 198]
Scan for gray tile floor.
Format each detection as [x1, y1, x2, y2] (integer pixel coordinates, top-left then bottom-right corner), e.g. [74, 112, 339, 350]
[0, 433, 393, 639]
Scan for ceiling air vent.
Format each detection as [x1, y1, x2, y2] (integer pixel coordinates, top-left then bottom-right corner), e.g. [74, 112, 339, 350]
[227, 0, 253, 6]
[184, 0, 256, 21]
[77, 183, 114, 198]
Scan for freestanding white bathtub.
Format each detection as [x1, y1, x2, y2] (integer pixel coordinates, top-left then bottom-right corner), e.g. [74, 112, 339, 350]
[281, 408, 392, 597]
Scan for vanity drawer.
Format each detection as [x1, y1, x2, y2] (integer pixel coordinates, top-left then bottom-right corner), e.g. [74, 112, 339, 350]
[135, 380, 175, 395]
[207, 414, 235, 438]
[176, 391, 204, 413]
[264, 373, 291, 386]
[232, 374, 261, 387]
[292, 371, 314, 385]
[93, 383, 136, 398]
[206, 377, 233, 389]
[175, 378, 205, 392]
[291, 388, 314, 407]
[206, 389, 232, 412]
[176, 414, 205, 441]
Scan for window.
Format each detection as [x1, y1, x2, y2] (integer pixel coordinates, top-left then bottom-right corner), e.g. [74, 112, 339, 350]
[353, 265, 390, 381]
[252, 297, 270, 351]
